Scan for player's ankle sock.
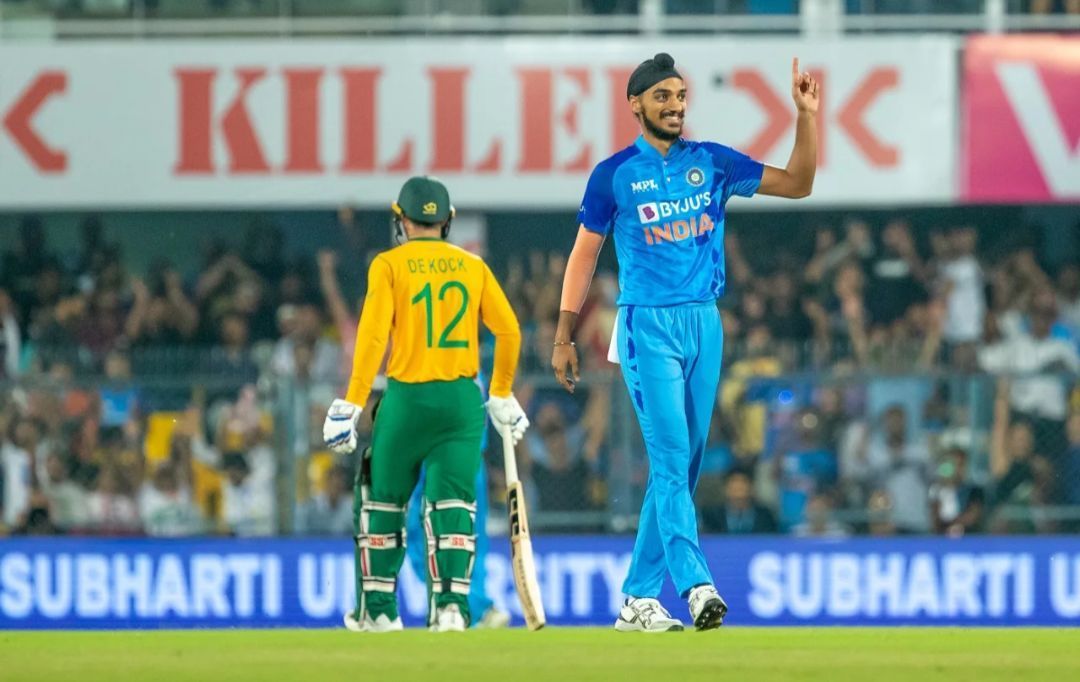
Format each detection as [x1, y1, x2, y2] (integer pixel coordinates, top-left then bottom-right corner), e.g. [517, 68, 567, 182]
[681, 583, 711, 600]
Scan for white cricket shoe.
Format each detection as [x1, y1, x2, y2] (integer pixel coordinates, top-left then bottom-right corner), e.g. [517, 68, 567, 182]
[475, 606, 511, 629]
[614, 597, 684, 633]
[343, 611, 404, 633]
[688, 585, 728, 631]
[430, 604, 468, 633]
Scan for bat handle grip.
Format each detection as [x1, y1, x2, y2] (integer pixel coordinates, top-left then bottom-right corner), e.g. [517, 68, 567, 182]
[498, 423, 521, 486]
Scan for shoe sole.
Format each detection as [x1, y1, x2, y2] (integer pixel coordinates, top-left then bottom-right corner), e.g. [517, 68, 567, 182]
[614, 619, 685, 633]
[343, 613, 365, 632]
[693, 598, 728, 631]
[344, 613, 404, 633]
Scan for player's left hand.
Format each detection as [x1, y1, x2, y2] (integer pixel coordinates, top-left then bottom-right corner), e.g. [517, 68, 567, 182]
[323, 398, 362, 454]
[486, 394, 530, 445]
[791, 57, 820, 114]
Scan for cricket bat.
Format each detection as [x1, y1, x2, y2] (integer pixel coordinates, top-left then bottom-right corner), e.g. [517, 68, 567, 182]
[498, 424, 546, 630]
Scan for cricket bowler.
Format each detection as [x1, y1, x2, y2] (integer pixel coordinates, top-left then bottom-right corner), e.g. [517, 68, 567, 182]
[552, 53, 819, 631]
[324, 176, 528, 632]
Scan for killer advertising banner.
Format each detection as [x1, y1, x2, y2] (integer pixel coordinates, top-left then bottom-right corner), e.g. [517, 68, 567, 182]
[963, 35, 1080, 203]
[0, 37, 957, 209]
[3, 536, 1080, 629]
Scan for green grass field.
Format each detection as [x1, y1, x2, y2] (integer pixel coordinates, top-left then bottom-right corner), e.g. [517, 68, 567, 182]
[2, 628, 1078, 681]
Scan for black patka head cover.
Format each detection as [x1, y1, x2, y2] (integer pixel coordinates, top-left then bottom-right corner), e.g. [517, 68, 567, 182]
[626, 52, 683, 100]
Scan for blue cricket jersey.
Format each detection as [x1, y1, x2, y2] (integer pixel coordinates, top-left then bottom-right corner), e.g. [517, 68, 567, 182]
[577, 136, 764, 307]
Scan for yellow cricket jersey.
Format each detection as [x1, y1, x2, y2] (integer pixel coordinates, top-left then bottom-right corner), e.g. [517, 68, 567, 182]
[345, 238, 521, 407]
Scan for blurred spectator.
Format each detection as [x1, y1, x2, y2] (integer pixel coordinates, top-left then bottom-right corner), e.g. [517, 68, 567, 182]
[523, 401, 600, 517]
[701, 469, 777, 534]
[866, 489, 897, 537]
[201, 312, 259, 387]
[317, 249, 359, 379]
[721, 324, 782, 467]
[852, 405, 931, 533]
[1, 216, 55, 326]
[297, 464, 353, 536]
[1058, 264, 1080, 344]
[138, 460, 203, 537]
[12, 489, 61, 536]
[804, 219, 874, 289]
[270, 303, 340, 384]
[777, 408, 838, 531]
[765, 272, 815, 342]
[989, 380, 1057, 533]
[76, 285, 129, 359]
[0, 289, 21, 379]
[196, 392, 278, 537]
[126, 263, 199, 347]
[220, 449, 276, 537]
[928, 447, 985, 536]
[866, 220, 929, 328]
[244, 221, 287, 284]
[40, 453, 88, 531]
[938, 227, 985, 346]
[979, 288, 1080, 458]
[85, 467, 140, 534]
[792, 494, 850, 538]
[2, 416, 45, 529]
[1062, 414, 1080, 529]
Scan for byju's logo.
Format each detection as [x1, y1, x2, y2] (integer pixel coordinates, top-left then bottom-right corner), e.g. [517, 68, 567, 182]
[637, 202, 659, 223]
[631, 178, 660, 193]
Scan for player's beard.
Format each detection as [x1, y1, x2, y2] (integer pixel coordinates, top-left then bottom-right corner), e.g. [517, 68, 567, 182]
[641, 111, 682, 142]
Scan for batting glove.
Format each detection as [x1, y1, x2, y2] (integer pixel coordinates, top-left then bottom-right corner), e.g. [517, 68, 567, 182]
[486, 394, 530, 445]
[323, 398, 363, 454]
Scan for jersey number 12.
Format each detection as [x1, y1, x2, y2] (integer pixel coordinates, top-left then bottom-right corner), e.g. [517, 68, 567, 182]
[411, 281, 469, 349]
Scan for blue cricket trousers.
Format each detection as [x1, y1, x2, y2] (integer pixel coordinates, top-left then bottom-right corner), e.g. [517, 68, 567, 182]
[617, 303, 722, 598]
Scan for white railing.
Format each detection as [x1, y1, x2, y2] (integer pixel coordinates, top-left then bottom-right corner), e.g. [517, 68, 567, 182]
[1, 0, 1079, 40]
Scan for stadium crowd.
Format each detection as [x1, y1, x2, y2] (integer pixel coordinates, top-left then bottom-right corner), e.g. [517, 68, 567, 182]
[0, 213, 1078, 538]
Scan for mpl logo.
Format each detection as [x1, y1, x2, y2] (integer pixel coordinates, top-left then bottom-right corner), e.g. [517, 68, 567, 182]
[631, 178, 660, 193]
[637, 202, 659, 223]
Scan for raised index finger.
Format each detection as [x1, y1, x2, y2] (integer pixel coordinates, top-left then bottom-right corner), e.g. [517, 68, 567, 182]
[792, 57, 800, 80]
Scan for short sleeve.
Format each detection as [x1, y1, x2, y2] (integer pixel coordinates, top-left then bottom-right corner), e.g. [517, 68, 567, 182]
[576, 161, 618, 235]
[705, 142, 764, 203]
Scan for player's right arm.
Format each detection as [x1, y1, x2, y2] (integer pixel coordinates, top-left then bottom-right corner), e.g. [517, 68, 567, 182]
[323, 256, 394, 454]
[478, 262, 522, 398]
[479, 262, 530, 444]
[554, 159, 616, 393]
[553, 228, 604, 393]
[758, 57, 820, 199]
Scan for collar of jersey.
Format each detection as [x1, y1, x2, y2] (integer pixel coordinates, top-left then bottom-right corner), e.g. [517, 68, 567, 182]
[408, 237, 442, 242]
[634, 134, 686, 160]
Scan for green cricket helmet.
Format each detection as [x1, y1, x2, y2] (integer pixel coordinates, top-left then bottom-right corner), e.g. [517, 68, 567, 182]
[391, 176, 456, 242]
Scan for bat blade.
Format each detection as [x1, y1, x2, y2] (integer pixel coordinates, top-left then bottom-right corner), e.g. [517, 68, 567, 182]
[507, 480, 546, 630]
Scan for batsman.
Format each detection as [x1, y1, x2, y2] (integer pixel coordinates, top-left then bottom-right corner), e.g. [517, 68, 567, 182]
[323, 176, 528, 632]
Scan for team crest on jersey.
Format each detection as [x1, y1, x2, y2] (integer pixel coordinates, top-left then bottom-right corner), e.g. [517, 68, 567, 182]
[686, 167, 705, 187]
